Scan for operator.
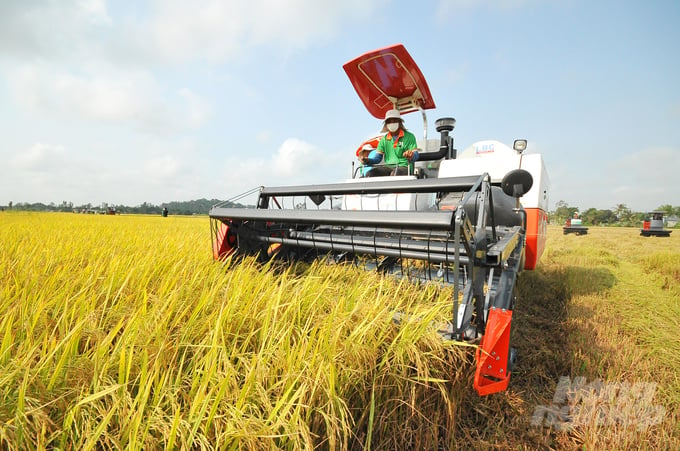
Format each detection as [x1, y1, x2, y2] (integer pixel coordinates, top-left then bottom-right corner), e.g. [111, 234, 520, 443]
[361, 109, 419, 177]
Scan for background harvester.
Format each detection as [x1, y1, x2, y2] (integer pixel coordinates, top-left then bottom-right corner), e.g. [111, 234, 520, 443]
[209, 44, 550, 396]
[640, 211, 672, 237]
[563, 213, 588, 235]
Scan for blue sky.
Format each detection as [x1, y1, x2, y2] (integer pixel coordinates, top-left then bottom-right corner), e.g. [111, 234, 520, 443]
[1, 0, 678, 212]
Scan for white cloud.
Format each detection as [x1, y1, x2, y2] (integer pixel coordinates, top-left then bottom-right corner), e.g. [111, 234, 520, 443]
[549, 146, 680, 211]
[11, 143, 67, 172]
[603, 147, 680, 210]
[2, 138, 211, 205]
[144, 0, 388, 63]
[210, 137, 351, 201]
[8, 63, 212, 133]
[215, 138, 331, 192]
[0, 0, 386, 68]
[608, 147, 679, 182]
[4, 141, 104, 204]
[55, 72, 148, 122]
[271, 138, 323, 177]
[0, 0, 388, 68]
[0, 0, 111, 59]
[144, 155, 184, 181]
[178, 88, 213, 129]
[76, 0, 112, 25]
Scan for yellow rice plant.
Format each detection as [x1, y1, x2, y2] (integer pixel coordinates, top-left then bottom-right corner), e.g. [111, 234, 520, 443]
[4, 213, 678, 449]
[0, 212, 468, 450]
[526, 226, 680, 449]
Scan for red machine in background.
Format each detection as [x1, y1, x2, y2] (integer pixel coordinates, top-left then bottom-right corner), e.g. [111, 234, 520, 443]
[563, 213, 588, 235]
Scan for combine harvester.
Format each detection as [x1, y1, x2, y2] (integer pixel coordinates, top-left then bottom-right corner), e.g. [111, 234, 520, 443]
[640, 211, 672, 237]
[209, 44, 549, 396]
[563, 213, 588, 235]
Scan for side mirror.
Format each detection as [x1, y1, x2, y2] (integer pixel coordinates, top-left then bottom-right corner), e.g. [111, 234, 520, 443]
[501, 169, 533, 198]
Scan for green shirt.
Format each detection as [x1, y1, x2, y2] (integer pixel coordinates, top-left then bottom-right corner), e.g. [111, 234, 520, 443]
[377, 129, 418, 168]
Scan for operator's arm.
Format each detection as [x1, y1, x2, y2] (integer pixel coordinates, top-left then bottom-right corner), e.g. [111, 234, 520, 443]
[363, 150, 383, 164]
[402, 133, 420, 161]
[364, 138, 387, 164]
[402, 149, 419, 161]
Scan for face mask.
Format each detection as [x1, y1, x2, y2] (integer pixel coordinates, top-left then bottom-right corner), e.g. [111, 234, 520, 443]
[387, 123, 399, 133]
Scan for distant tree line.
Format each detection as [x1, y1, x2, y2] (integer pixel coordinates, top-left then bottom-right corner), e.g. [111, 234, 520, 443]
[4, 198, 679, 227]
[1, 199, 247, 215]
[551, 201, 680, 227]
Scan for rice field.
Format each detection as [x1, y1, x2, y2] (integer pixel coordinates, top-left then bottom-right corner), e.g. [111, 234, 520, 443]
[1, 211, 678, 449]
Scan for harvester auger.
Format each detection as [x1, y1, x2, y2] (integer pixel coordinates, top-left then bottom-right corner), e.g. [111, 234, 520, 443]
[209, 44, 550, 396]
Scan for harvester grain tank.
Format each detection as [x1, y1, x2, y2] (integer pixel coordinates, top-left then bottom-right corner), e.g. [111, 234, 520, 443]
[640, 211, 672, 237]
[209, 44, 550, 396]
